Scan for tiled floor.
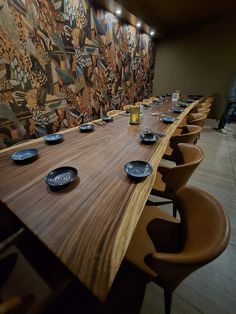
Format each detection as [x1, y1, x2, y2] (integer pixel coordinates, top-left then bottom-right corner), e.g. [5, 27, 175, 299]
[141, 119, 236, 314]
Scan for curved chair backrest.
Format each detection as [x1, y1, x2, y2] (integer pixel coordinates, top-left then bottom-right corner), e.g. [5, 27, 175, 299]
[205, 96, 214, 103]
[145, 185, 230, 292]
[187, 113, 207, 127]
[170, 125, 201, 149]
[165, 125, 202, 161]
[196, 108, 211, 115]
[107, 110, 122, 116]
[198, 102, 211, 109]
[161, 143, 204, 193]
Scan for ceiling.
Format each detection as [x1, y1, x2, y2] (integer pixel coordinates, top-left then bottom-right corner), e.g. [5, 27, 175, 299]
[95, 0, 236, 39]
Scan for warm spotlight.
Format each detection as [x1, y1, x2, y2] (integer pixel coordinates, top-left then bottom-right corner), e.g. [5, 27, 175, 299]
[116, 8, 122, 16]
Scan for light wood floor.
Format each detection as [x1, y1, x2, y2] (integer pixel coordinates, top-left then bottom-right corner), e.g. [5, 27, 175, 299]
[141, 119, 236, 314]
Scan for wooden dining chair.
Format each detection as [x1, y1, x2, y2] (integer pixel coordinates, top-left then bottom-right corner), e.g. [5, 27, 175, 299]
[186, 113, 207, 127]
[163, 125, 202, 162]
[106, 110, 123, 116]
[125, 185, 230, 314]
[151, 143, 205, 217]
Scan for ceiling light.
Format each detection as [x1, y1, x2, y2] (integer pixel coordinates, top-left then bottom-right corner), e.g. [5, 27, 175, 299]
[150, 30, 155, 36]
[136, 22, 142, 28]
[116, 8, 122, 16]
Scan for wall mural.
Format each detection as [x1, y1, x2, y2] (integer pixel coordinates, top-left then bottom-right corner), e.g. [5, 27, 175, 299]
[0, 0, 155, 149]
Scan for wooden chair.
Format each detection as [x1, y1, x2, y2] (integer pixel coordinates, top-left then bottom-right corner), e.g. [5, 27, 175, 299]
[151, 143, 205, 217]
[106, 110, 122, 116]
[125, 185, 230, 314]
[187, 113, 207, 127]
[163, 125, 202, 161]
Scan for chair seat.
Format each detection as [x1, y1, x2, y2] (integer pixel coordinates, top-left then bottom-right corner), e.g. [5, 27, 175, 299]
[125, 205, 179, 278]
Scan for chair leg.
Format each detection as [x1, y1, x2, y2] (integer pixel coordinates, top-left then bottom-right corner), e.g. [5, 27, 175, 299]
[173, 203, 178, 218]
[164, 289, 173, 314]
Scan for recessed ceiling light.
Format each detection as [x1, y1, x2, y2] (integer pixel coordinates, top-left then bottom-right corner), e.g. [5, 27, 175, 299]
[150, 30, 155, 36]
[136, 22, 142, 28]
[116, 8, 122, 16]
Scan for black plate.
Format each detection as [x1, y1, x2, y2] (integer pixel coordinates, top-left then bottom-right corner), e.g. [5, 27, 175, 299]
[161, 116, 176, 123]
[140, 133, 158, 144]
[79, 124, 95, 132]
[173, 108, 183, 113]
[102, 115, 113, 122]
[186, 99, 193, 103]
[10, 148, 38, 163]
[45, 166, 78, 188]
[179, 102, 189, 108]
[124, 160, 153, 182]
[44, 133, 63, 144]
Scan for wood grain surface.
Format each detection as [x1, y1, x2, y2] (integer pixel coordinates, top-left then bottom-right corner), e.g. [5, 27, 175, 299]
[0, 99, 199, 301]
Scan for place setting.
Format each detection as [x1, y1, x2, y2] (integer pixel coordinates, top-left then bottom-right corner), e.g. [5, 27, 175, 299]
[44, 133, 64, 144]
[124, 160, 153, 183]
[10, 148, 38, 164]
[45, 166, 79, 192]
[79, 123, 95, 132]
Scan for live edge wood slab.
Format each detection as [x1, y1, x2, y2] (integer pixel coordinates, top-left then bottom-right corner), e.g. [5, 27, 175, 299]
[0, 100, 199, 301]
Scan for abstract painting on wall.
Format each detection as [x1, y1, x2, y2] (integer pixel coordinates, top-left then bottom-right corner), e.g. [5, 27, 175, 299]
[0, 0, 155, 148]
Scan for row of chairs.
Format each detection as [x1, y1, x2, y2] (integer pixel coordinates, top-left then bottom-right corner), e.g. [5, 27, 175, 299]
[125, 97, 230, 314]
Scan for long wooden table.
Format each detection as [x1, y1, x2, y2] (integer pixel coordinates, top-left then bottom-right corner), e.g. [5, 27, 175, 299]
[0, 100, 198, 301]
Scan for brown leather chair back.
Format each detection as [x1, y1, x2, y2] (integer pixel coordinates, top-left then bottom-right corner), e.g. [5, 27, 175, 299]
[161, 143, 204, 193]
[205, 96, 214, 103]
[187, 113, 207, 127]
[164, 125, 202, 161]
[196, 108, 210, 115]
[145, 185, 230, 293]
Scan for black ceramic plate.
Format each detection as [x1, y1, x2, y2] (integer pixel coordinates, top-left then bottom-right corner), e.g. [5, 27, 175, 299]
[124, 161, 153, 182]
[161, 116, 176, 123]
[102, 115, 113, 122]
[186, 99, 193, 103]
[10, 148, 38, 163]
[44, 133, 63, 144]
[140, 133, 158, 144]
[46, 166, 78, 188]
[79, 124, 95, 132]
[173, 108, 183, 113]
[179, 102, 189, 108]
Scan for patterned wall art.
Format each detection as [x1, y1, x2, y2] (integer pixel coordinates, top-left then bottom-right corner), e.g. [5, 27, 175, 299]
[0, 0, 155, 148]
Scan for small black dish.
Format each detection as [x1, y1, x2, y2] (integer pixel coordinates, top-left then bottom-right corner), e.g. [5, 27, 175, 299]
[44, 133, 63, 144]
[124, 160, 153, 182]
[173, 108, 183, 113]
[161, 116, 176, 124]
[45, 166, 78, 189]
[140, 133, 158, 144]
[102, 115, 113, 123]
[79, 124, 95, 132]
[186, 99, 193, 103]
[10, 148, 38, 164]
[179, 102, 189, 108]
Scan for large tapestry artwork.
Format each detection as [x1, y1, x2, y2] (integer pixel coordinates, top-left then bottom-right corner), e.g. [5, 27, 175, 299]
[0, 0, 155, 148]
